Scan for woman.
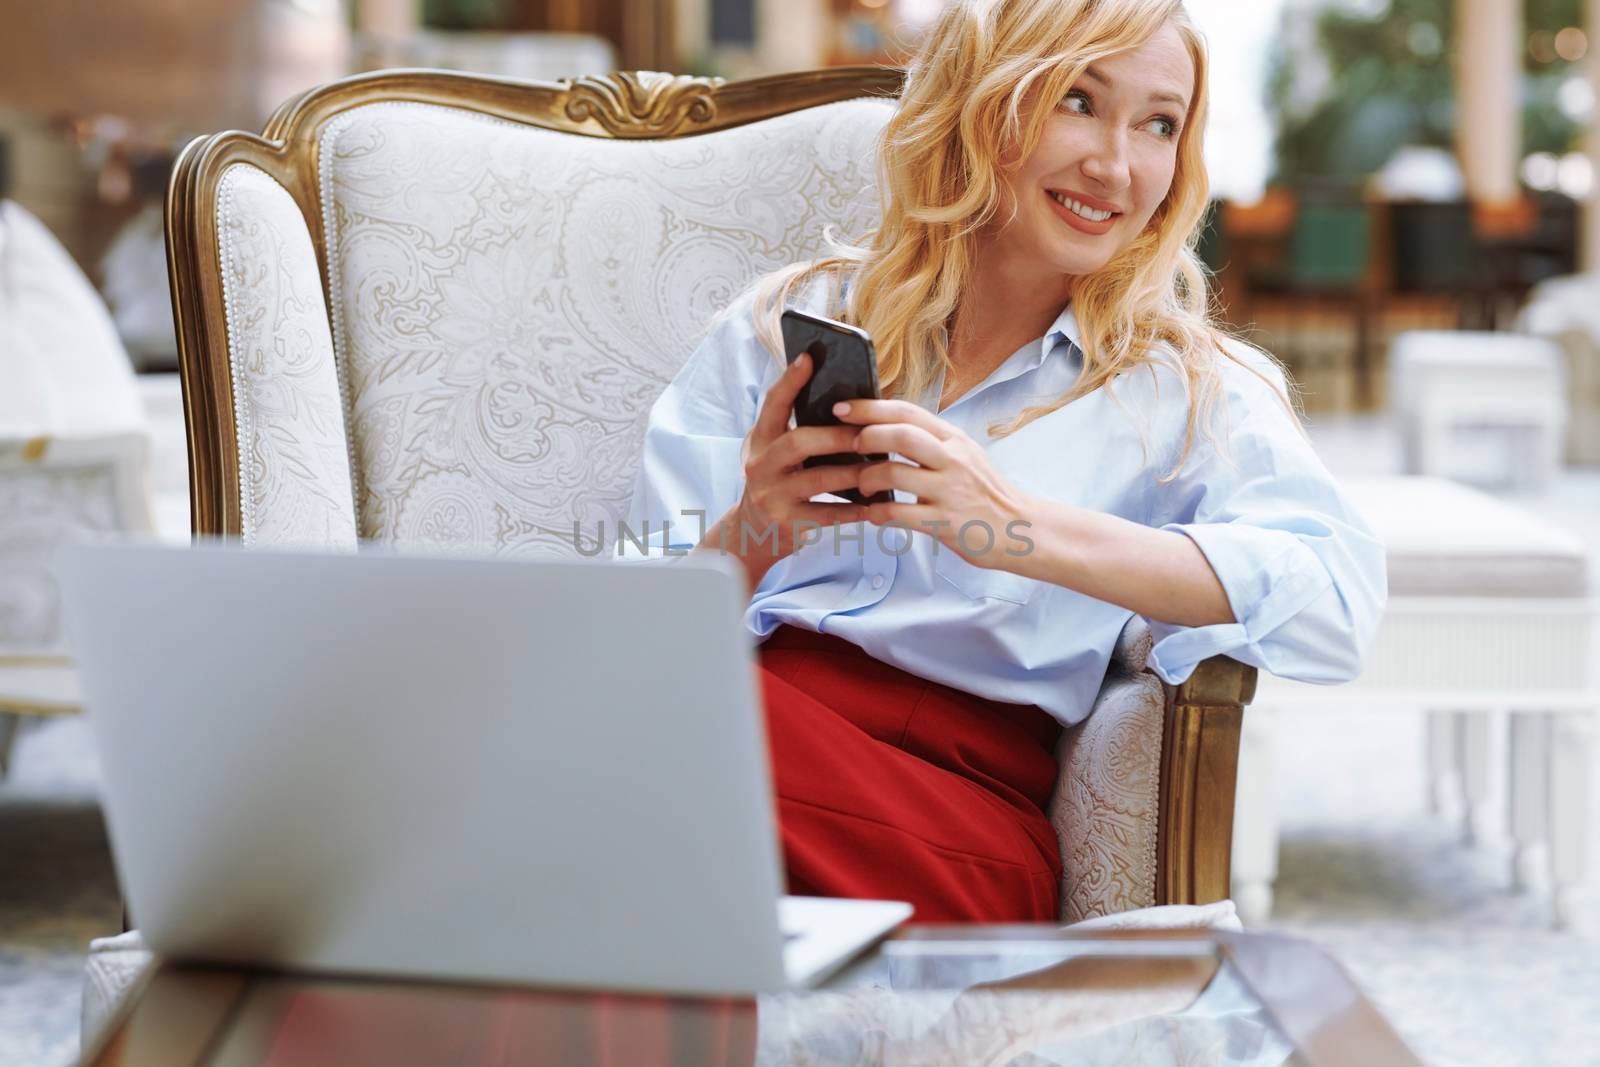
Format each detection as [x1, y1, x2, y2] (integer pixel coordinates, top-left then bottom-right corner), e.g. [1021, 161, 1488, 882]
[624, 0, 1386, 922]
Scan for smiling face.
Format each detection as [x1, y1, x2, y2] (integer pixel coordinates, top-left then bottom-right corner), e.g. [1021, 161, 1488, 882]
[987, 21, 1195, 286]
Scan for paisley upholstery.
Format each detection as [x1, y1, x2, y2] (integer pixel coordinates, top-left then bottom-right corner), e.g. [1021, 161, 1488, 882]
[317, 100, 889, 555]
[1051, 615, 1163, 922]
[215, 164, 358, 548]
[206, 93, 1170, 919]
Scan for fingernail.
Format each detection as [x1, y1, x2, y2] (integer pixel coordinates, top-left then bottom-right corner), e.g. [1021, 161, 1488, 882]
[833, 402, 850, 416]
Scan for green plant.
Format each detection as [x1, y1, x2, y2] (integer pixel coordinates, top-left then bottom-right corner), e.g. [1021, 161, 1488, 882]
[421, 0, 513, 31]
[1269, 0, 1585, 183]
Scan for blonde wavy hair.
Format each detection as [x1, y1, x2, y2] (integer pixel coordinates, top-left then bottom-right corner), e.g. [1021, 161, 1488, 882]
[752, 0, 1295, 479]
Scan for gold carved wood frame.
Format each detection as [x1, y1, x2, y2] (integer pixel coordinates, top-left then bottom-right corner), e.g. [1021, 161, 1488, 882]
[164, 66, 1254, 910]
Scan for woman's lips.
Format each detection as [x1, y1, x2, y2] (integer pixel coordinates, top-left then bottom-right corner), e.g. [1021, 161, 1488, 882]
[1046, 189, 1119, 236]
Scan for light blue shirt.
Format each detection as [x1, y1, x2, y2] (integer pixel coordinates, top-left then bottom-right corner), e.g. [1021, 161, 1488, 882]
[617, 283, 1386, 726]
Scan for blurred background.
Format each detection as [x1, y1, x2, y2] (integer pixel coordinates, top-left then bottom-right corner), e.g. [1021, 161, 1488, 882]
[2, 0, 1599, 411]
[2, 2, 1598, 1065]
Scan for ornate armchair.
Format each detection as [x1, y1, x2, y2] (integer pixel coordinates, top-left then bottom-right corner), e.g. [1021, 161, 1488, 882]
[164, 68, 1255, 922]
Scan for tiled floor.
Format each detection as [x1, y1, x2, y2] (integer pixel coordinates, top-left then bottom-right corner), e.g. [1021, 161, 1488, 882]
[1, 412, 1595, 1066]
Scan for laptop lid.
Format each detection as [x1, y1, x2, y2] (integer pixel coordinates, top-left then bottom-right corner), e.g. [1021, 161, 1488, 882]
[60, 542, 795, 994]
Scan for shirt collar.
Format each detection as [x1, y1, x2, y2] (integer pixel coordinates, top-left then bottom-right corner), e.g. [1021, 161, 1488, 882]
[877, 287, 1084, 409]
[1005, 302, 1081, 380]
[1047, 303, 1082, 351]
[945, 303, 1080, 407]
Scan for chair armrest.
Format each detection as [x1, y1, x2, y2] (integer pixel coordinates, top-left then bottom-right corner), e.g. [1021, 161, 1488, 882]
[1049, 617, 1257, 923]
[1158, 654, 1256, 906]
[1049, 666, 1166, 923]
[1108, 611, 1154, 675]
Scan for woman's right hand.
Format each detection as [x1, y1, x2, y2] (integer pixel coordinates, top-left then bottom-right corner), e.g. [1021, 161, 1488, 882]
[700, 353, 870, 589]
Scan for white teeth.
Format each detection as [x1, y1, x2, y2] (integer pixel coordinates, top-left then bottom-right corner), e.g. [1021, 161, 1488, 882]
[1050, 191, 1114, 223]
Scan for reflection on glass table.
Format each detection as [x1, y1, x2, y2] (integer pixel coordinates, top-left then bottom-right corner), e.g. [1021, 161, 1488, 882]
[83, 929, 1419, 1067]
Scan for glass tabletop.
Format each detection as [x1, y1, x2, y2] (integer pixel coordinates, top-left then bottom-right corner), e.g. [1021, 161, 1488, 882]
[764, 928, 1293, 1065]
[86, 928, 1419, 1067]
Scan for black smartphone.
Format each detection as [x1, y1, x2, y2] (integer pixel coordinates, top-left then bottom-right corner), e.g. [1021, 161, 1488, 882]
[780, 309, 893, 507]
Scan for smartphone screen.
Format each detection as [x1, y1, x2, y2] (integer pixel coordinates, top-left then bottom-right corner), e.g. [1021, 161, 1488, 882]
[779, 309, 893, 506]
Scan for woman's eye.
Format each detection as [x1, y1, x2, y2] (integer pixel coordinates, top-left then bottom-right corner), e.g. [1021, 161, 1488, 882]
[1061, 91, 1092, 115]
[1147, 116, 1178, 139]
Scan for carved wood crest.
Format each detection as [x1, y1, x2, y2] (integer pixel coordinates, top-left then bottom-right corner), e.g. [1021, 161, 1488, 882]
[560, 71, 726, 138]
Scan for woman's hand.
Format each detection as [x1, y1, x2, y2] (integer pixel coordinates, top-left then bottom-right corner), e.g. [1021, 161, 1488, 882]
[834, 398, 1035, 570]
[833, 400, 1235, 627]
[700, 353, 870, 591]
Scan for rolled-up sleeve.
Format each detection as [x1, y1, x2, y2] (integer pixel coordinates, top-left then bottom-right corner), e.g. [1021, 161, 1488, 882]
[1144, 357, 1387, 685]
[615, 288, 781, 561]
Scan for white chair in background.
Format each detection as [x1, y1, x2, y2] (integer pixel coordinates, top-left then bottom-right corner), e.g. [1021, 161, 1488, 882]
[1515, 272, 1600, 467]
[0, 432, 152, 742]
[1390, 330, 1568, 491]
[1232, 476, 1594, 928]
[0, 200, 159, 771]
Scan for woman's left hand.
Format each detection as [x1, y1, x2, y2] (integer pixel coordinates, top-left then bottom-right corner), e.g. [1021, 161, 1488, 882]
[833, 398, 1035, 570]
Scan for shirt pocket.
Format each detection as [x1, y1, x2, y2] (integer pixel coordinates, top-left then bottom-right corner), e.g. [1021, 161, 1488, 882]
[933, 550, 1037, 606]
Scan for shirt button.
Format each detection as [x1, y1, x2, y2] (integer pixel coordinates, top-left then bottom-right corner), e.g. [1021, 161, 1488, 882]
[870, 574, 886, 590]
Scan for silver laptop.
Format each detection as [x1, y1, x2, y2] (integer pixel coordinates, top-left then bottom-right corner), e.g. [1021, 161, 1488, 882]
[58, 542, 910, 995]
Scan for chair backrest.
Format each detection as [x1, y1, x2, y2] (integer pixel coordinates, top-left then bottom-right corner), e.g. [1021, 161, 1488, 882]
[167, 69, 901, 552]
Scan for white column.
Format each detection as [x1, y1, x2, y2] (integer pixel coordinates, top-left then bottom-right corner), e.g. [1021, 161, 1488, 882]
[1455, 0, 1522, 204]
[677, 0, 711, 72]
[356, 0, 417, 38]
[257, 0, 350, 118]
[757, 0, 827, 73]
[356, 0, 419, 69]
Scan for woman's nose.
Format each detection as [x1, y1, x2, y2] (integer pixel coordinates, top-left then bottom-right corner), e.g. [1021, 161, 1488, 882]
[1079, 129, 1131, 194]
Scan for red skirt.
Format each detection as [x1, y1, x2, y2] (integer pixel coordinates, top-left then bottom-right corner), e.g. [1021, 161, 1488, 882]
[757, 624, 1063, 923]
